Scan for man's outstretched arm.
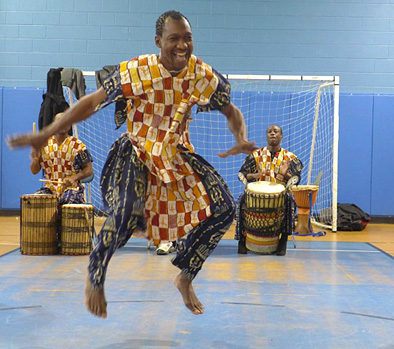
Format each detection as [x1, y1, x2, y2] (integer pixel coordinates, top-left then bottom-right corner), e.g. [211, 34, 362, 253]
[8, 88, 107, 151]
[218, 102, 257, 158]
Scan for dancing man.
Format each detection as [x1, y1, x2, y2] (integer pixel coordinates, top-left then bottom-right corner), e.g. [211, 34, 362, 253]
[8, 10, 256, 318]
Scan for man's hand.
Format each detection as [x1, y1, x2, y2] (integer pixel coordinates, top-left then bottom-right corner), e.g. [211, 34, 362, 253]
[219, 103, 257, 158]
[280, 159, 290, 177]
[30, 147, 40, 161]
[63, 176, 77, 188]
[218, 140, 257, 158]
[8, 88, 108, 151]
[29, 146, 43, 174]
[8, 131, 48, 151]
[246, 172, 261, 181]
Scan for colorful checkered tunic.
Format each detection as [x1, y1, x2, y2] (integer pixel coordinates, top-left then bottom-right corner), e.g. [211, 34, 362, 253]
[239, 147, 297, 185]
[179, 119, 195, 153]
[119, 54, 217, 182]
[39, 136, 91, 197]
[102, 54, 221, 244]
[235, 147, 303, 250]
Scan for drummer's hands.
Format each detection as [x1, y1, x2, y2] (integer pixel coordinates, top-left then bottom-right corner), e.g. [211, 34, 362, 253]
[63, 176, 77, 188]
[30, 147, 40, 162]
[247, 169, 270, 182]
[246, 173, 261, 181]
[280, 159, 290, 178]
[7, 131, 48, 151]
[218, 140, 257, 158]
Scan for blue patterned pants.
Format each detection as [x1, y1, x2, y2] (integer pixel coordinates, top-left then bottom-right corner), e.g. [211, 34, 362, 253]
[88, 136, 235, 289]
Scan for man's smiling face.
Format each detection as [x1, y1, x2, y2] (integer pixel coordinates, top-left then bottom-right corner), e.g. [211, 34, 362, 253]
[155, 17, 194, 73]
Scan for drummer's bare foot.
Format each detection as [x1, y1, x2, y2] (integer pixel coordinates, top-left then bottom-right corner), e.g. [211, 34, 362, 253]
[174, 272, 204, 315]
[85, 276, 107, 318]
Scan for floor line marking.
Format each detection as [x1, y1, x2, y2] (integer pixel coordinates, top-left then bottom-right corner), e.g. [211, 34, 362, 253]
[30, 289, 78, 292]
[221, 301, 285, 308]
[341, 311, 394, 321]
[0, 305, 42, 311]
[108, 300, 165, 303]
[288, 249, 380, 253]
[0, 248, 19, 258]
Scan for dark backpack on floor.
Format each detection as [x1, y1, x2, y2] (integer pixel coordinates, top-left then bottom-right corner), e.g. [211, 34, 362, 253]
[337, 203, 371, 231]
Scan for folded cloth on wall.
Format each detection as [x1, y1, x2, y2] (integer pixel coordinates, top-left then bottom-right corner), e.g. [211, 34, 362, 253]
[61, 68, 86, 100]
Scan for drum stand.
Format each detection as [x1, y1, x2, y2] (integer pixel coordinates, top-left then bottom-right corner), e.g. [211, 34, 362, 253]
[290, 233, 297, 248]
[294, 190, 325, 237]
[287, 177, 298, 248]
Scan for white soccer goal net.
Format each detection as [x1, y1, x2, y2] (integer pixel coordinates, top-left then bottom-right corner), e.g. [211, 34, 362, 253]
[64, 73, 339, 231]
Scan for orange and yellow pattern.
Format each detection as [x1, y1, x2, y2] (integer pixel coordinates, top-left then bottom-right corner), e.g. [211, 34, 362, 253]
[119, 54, 219, 244]
[253, 147, 297, 184]
[39, 136, 89, 197]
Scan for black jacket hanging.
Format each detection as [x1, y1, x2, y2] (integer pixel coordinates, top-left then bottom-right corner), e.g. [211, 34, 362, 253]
[38, 68, 70, 130]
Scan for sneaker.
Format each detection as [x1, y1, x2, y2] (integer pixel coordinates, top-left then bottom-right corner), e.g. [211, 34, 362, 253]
[156, 241, 175, 255]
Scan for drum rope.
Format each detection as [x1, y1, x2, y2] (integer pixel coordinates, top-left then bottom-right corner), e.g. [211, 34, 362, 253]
[83, 207, 96, 247]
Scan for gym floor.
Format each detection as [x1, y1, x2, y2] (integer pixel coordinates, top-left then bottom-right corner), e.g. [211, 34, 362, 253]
[1, 217, 394, 348]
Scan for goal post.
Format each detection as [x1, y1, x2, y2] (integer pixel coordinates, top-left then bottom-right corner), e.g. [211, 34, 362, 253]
[227, 74, 339, 232]
[64, 73, 339, 231]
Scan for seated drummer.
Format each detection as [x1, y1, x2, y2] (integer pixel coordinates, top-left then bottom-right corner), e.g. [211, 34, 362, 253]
[30, 112, 94, 205]
[235, 124, 303, 255]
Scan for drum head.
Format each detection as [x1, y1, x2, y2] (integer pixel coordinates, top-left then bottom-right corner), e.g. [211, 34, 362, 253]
[246, 181, 285, 194]
[21, 194, 57, 199]
[291, 185, 319, 192]
[62, 204, 94, 209]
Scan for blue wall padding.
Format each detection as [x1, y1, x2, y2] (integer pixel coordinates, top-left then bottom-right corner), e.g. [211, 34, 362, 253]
[2, 87, 44, 208]
[0, 87, 391, 216]
[337, 94, 373, 213]
[0, 87, 3, 206]
[371, 95, 394, 215]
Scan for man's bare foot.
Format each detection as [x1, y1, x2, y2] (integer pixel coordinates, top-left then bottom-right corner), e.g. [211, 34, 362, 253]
[84, 276, 107, 318]
[174, 272, 204, 315]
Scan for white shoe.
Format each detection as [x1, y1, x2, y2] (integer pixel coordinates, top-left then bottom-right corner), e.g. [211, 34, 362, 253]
[156, 241, 175, 255]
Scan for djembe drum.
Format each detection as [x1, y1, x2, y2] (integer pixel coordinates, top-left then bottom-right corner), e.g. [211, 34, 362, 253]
[20, 194, 58, 255]
[242, 181, 286, 254]
[60, 204, 94, 255]
[291, 185, 319, 235]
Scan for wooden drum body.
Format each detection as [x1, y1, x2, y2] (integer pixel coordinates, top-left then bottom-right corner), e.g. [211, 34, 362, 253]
[60, 204, 94, 255]
[242, 181, 285, 254]
[291, 185, 319, 235]
[20, 194, 58, 255]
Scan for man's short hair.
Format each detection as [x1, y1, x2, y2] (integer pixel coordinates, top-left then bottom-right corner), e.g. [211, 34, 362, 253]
[155, 10, 191, 37]
[266, 124, 283, 135]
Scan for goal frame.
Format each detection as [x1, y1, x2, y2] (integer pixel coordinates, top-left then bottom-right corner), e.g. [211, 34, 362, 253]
[222, 74, 339, 232]
[77, 72, 340, 232]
